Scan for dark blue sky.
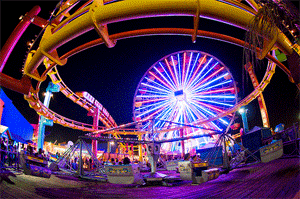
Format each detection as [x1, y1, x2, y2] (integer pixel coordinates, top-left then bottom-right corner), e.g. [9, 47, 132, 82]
[1, 0, 299, 143]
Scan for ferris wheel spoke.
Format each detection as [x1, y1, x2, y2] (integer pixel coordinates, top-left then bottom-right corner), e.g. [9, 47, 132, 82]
[136, 94, 170, 98]
[170, 55, 180, 88]
[156, 106, 175, 123]
[187, 101, 223, 131]
[154, 65, 177, 90]
[144, 77, 172, 94]
[197, 87, 235, 95]
[191, 67, 225, 91]
[141, 82, 171, 94]
[186, 58, 214, 90]
[149, 71, 174, 91]
[154, 104, 176, 125]
[194, 72, 229, 92]
[177, 53, 182, 87]
[164, 59, 178, 89]
[138, 89, 170, 96]
[186, 55, 207, 88]
[137, 97, 169, 106]
[187, 61, 219, 91]
[185, 101, 210, 123]
[193, 100, 227, 115]
[196, 79, 233, 93]
[183, 52, 193, 88]
[184, 103, 200, 124]
[190, 100, 229, 126]
[141, 121, 151, 131]
[136, 99, 172, 118]
[158, 62, 177, 90]
[163, 105, 183, 128]
[135, 99, 171, 112]
[185, 53, 200, 88]
[192, 92, 236, 102]
[197, 99, 235, 108]
[143, 100, 174, 121]
[193, 94, 236, 100]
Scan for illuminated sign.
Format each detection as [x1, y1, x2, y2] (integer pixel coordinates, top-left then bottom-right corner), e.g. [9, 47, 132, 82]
[75, 91, 114, 124]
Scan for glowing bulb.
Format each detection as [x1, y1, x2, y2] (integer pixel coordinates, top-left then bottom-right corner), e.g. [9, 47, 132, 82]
[238, 107, 245, 114]
[27, 41, 33, 47]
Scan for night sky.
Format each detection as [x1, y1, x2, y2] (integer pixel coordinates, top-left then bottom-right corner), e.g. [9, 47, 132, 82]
[1, 0, 299, 143]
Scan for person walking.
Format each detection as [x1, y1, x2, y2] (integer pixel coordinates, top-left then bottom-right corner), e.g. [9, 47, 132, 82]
[0, 138, 7, 167]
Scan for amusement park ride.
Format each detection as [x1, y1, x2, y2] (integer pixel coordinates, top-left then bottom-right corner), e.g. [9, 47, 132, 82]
[0, 0, 299, 184]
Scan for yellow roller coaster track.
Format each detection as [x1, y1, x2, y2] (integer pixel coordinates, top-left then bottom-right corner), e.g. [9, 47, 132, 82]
[19, 0, 297, 136]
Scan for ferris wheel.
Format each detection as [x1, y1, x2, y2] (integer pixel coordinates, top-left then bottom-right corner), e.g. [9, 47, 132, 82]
[133, 50, 238, 152]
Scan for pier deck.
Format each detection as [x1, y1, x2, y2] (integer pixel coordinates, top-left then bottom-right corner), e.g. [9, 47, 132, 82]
[0, 157, 299, 198]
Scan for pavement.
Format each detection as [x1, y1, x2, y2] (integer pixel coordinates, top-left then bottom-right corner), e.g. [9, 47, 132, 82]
[0, 157, 299, 198]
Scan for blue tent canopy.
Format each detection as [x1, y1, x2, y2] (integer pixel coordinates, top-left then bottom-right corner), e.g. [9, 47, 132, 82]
[0, 89, 33, 143]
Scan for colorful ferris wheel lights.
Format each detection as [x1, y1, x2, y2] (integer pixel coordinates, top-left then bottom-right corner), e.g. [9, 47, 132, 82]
[196, 79, 233, 92]
[133, 50, 238, 152]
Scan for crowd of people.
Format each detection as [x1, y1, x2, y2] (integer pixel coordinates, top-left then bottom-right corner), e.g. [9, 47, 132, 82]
[0, 136, 60, 169]
[1, 134, 205, 173]
[25, 144, 52, 161]
[64, 155, 134, 171]
[0, 137, 20, 168]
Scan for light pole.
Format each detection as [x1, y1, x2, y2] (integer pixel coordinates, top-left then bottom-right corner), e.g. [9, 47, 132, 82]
[238, 107, 249, 134]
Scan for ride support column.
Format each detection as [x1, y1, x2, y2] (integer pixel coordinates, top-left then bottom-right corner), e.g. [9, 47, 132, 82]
[239, 107, 249, 133]
[37, 82, 60, 150]
[180, 128, 185, 158]
[138, 134, 143, 162]
[245, 62, 270, 128]
[91, 108, 100, 158]
[131, 143, 134, 158]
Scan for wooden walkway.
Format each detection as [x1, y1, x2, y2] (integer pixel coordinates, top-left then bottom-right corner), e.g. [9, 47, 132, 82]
[0, 157, 299, 198]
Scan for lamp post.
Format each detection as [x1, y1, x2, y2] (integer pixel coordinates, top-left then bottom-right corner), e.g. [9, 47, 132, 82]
[238, 107, 249, 133]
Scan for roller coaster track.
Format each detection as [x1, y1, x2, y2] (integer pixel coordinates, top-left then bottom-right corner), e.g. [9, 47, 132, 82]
[1, 0, 299, 136]
[27, 28, 284, 135]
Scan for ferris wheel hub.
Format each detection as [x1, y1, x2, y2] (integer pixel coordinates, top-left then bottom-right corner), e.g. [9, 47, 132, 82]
[174, 89, 185, 101]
